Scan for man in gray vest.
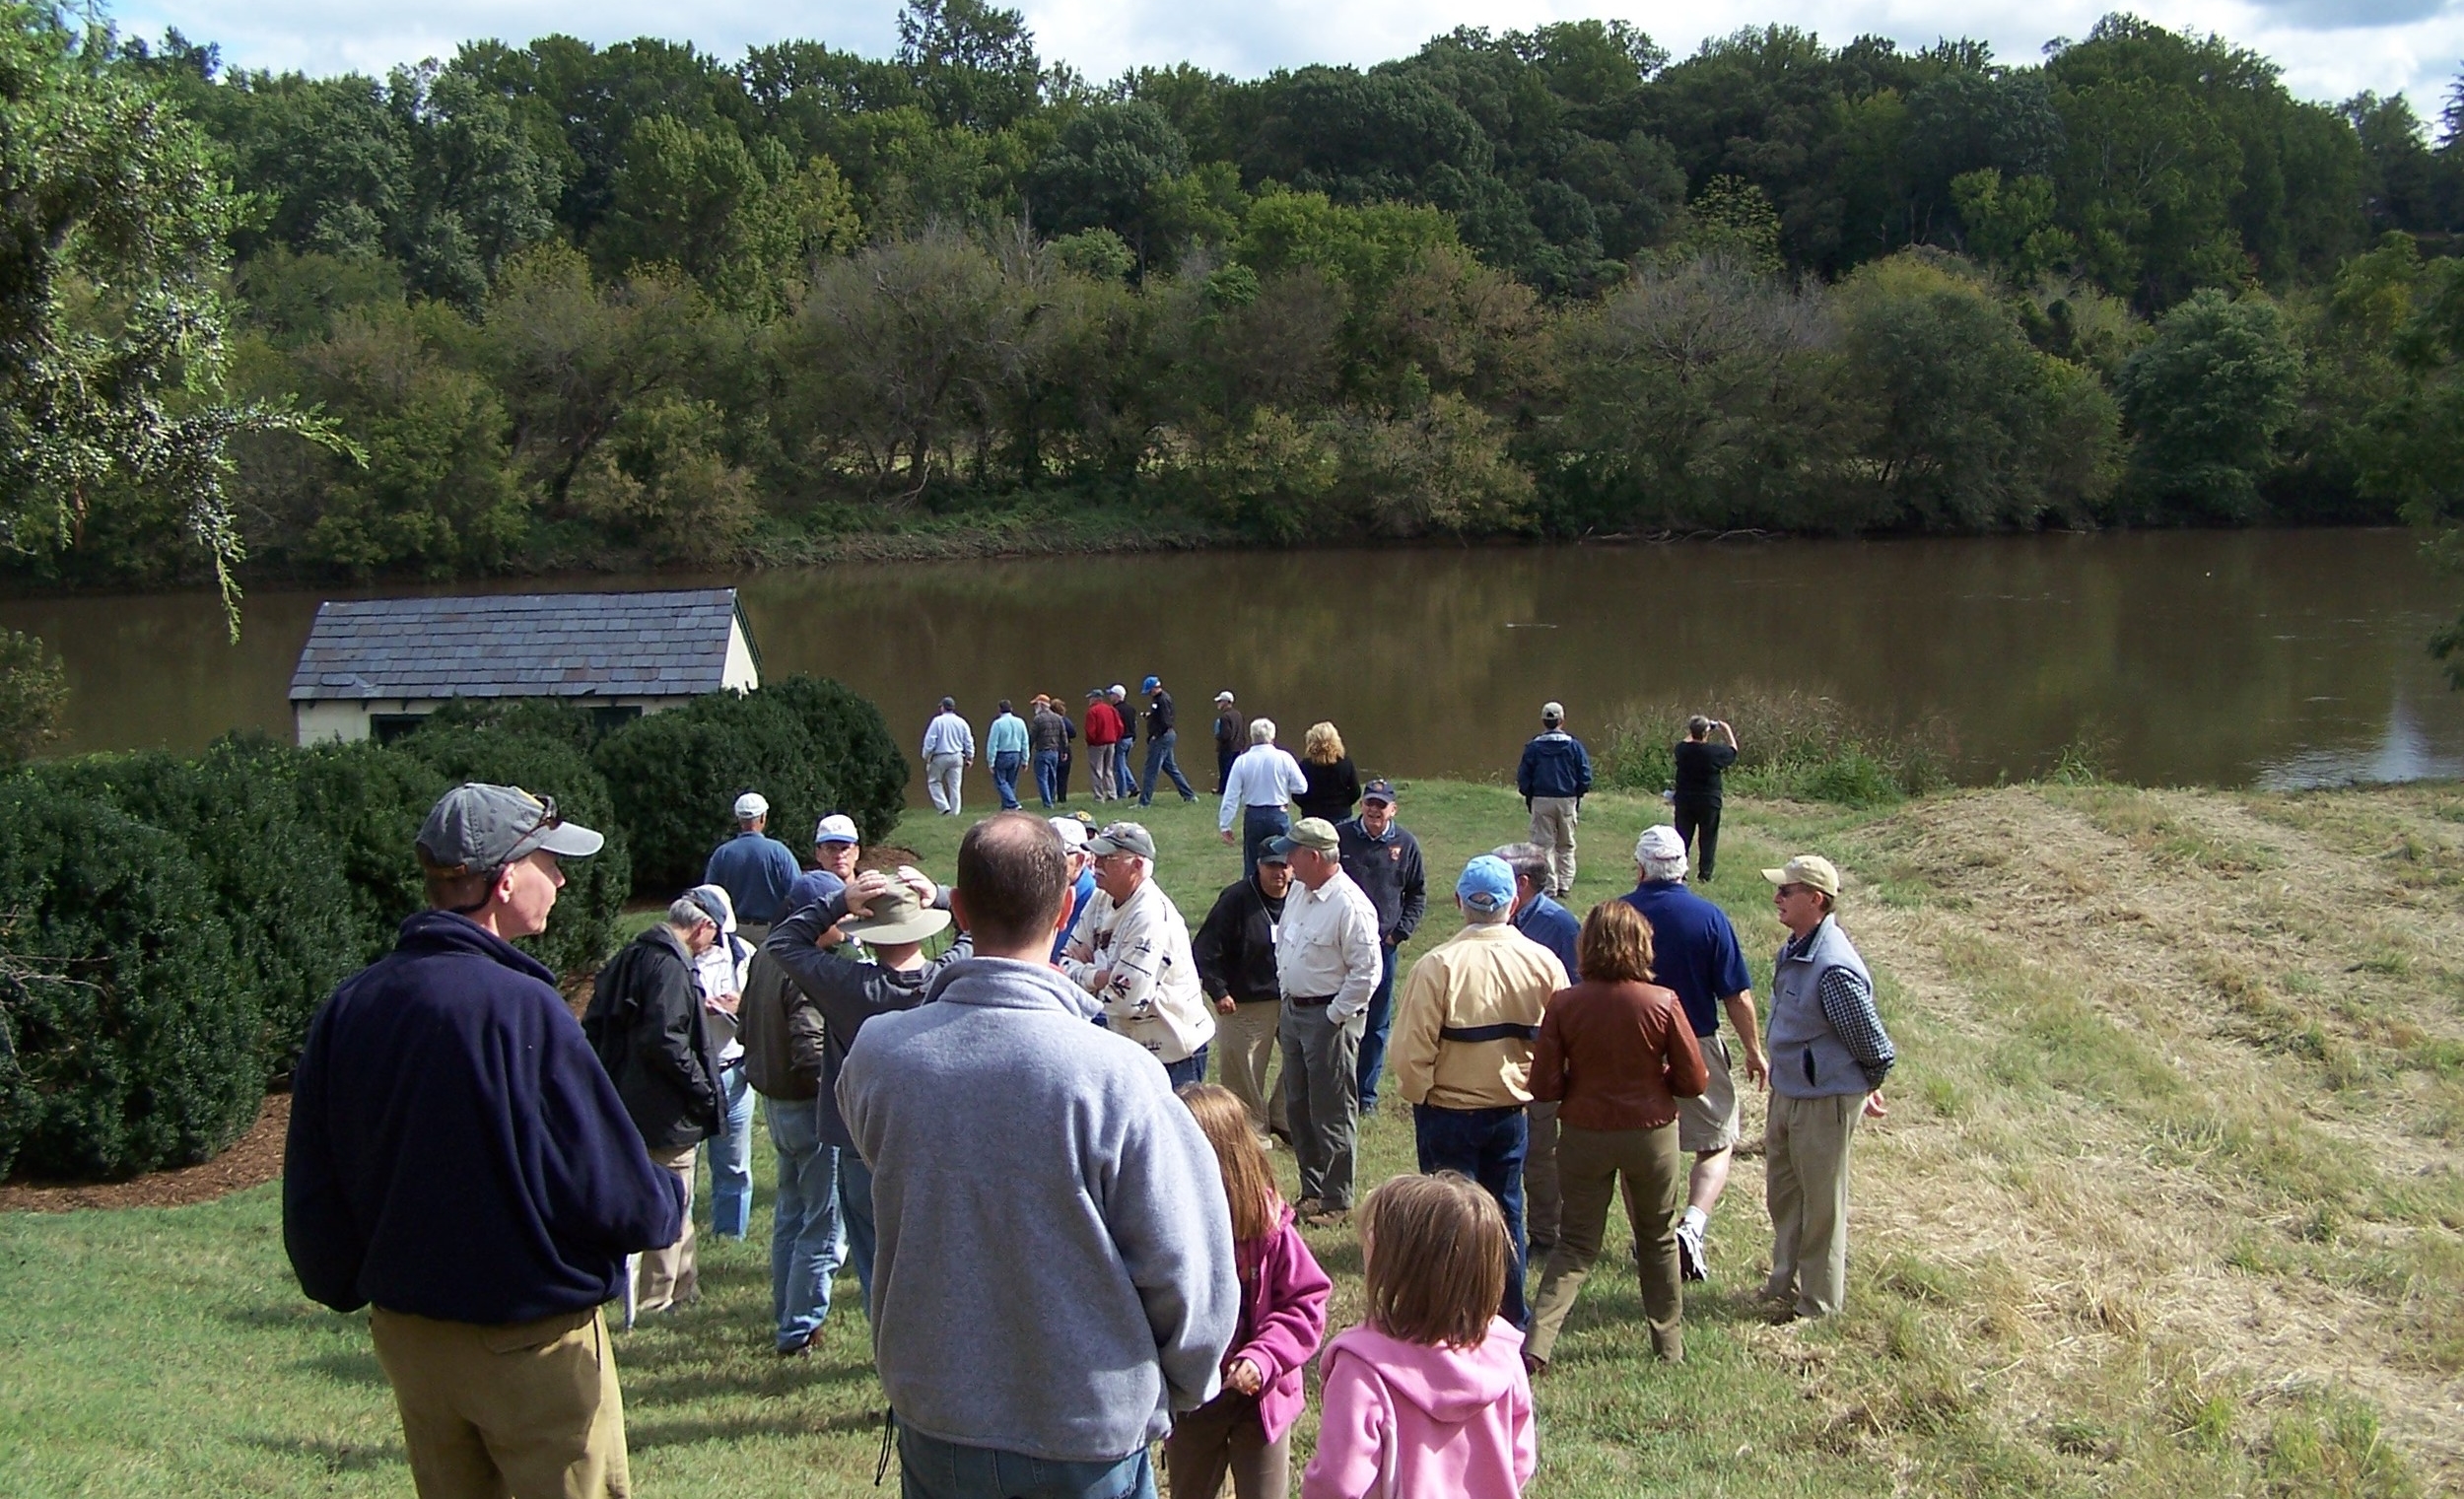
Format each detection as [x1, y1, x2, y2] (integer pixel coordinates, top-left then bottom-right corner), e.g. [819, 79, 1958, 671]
[1759, 854, 1893, 1322]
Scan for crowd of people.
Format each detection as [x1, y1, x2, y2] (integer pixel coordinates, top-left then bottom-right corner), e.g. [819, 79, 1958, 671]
[280, 695, 1894, 1499]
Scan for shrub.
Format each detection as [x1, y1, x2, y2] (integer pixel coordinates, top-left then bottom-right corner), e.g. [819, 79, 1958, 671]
[414, 697, 602, 756]
[392, 725, 630, 980]
[593, 691, 828, 896]
[1598, 685, 1953, 806]
[0, 789, 258, 1180]
[763, 675, 910, 845]
[0, 629, 67, 769]
[21, 737, 373, 1067]
[289, 739, 453, 949]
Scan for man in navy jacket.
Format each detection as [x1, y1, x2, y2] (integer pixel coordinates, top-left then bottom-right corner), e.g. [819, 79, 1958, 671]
[285, 784, 683, 1499]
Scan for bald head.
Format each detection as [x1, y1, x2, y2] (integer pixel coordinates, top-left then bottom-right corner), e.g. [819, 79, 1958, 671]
[953, 811, 1069, 955]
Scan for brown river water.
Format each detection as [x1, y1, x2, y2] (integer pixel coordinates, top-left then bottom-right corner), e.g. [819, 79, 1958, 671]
[4, 528, 2460, 792]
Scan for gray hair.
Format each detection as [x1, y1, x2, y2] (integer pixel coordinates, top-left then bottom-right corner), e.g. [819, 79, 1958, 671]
[1491, 842, 1549, 890]
[1641, 852, 1690, 884]
[1686, 714, 1712, 738]
[1461, 901, 1513, 926]
[1250, 716, 1276, 745]
[666, 895, 717, 930]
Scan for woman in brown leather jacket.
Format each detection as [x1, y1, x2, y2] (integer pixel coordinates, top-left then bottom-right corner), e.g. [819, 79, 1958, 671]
[1522, 900, 1708, 1370]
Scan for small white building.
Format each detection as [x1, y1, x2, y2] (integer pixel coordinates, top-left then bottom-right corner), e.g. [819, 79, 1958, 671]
[289, 588, 761, 746]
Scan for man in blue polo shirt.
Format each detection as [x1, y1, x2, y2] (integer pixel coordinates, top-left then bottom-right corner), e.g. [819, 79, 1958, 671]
[705, 791, 800, 937]
[1622, 824, 1767, 1284]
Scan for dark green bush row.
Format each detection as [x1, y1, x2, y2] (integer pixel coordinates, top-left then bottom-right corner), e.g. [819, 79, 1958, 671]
[0, 675, 898, 1181]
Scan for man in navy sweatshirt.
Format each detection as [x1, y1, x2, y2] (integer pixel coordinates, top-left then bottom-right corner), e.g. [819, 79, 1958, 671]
[285, 784, 685, 1499]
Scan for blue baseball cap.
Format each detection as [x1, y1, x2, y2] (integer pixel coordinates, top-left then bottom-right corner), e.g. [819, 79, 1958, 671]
[1457, 854, 1516, 915]
[1141, 675, 1161, 693]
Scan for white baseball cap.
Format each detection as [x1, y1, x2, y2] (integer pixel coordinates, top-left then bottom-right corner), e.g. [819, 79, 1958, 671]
[733, 791, 770, 821]
[1049, 816, 1092, 852]
[813, 814, 859, 846]
[1215, 690, 1235, 703]
[1636, 825, 1685, 861]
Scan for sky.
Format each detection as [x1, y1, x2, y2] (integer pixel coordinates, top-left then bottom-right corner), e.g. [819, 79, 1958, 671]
[110, 0, 2464, 115]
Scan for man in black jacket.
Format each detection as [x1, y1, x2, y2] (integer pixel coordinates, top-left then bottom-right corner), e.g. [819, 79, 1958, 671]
[286, 783, 681, 1499]
[1336, 780, 1427, 1116]
[585, 897, 728, 1317]
[1191, 845, 1293, 1144]
[763, 867, 971, 1303]
[1137, 673, 1198, 805]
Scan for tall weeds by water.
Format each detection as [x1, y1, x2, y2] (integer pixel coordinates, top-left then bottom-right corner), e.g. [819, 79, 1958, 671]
[1596, 686, 1955, 806]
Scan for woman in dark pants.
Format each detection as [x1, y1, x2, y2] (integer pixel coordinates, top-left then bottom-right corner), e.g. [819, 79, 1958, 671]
[1295, 721, 1361, 826]
[1670, 715, 1739, 881]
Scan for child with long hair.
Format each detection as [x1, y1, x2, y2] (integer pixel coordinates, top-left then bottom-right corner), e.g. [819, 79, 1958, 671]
[1302, 1172, 1539, 1499]
[1169, 1084, 1333, 1498]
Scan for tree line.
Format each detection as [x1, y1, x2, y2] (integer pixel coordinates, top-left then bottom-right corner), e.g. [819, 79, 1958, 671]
[7, 0, 2464, 596]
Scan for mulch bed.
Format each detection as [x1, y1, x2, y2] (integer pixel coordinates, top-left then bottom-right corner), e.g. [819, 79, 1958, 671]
[0, 1093, 290, 1214]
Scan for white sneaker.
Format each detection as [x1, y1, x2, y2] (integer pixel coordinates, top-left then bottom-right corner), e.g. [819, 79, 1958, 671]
[1676, 1216, 1708, 1282]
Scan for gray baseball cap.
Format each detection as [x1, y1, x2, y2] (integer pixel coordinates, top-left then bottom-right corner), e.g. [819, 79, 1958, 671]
[1087, 821, 1157, 858]
[416, 783, 604, 873]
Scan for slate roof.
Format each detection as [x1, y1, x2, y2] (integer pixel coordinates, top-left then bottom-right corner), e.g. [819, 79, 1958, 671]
[289, 589, 750, 703]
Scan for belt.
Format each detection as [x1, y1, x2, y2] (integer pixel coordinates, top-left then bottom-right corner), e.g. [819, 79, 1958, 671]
[1285, 993, 1335, 1007]
[1439, 1023, 1540, 1043]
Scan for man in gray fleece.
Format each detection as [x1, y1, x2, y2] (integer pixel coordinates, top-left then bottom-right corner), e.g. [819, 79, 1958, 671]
[839, 813, 1240, 1498]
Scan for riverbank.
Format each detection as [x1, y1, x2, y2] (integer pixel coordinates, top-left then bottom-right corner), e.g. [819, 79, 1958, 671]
[3, 778, 2454, 1495]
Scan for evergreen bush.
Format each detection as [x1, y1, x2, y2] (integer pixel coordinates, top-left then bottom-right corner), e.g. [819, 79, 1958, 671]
[0, 788, 258, 1180]
[764, 675, 911, 845]
[392, 724, 631, 980]
[23, 737, 374, 1068]
[593, 691, 830, 895]
[289, 739, 453, 950]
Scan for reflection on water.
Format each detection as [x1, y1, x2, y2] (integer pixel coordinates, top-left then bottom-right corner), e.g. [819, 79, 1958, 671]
[6, 528, 2462, 791]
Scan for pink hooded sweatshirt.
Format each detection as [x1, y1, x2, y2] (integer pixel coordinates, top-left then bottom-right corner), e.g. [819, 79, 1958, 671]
[1231, 1201, 1334, 1442]
[1300, 1318, 1538, 1499]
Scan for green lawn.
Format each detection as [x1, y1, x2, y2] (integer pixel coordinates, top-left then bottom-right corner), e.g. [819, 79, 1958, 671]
[3, 780, 2448, 1496]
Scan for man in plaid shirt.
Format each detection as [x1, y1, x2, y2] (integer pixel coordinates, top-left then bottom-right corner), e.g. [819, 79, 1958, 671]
[1759, 854, 1893, 1321]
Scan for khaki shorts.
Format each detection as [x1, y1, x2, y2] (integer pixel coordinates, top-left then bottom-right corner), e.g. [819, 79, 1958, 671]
[1678, 1033, 1741, 1154]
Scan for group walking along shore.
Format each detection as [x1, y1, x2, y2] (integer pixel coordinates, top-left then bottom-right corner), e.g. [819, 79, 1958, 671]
[281, 690, 1894, 1499]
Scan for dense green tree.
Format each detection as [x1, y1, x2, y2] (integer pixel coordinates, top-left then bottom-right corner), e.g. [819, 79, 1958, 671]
[1028, 102, 1191, 260]
[2116, 289, 2301, 520]
[0, 628, 65, 767]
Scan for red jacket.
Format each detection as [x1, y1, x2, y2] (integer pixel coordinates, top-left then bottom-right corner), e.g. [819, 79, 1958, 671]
[1084, 700, 1126, 746]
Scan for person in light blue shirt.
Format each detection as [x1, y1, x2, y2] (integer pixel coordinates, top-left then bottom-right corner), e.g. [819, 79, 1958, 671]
[922, 699, 976, 815]
[986, 700, 1031, 811]
[703, 791, 800, 932]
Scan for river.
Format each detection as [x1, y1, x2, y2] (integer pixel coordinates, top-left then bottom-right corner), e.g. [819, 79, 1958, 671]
[5, 528, 2460, 791]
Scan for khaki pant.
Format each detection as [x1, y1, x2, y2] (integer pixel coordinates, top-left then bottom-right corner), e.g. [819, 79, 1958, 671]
[1524, 1101, 1560, 1251]
[1526, 1122, 1684, 1364]
[636, 1144, 699, 1315]
[1763, 1091, 1863, 1318]
[1214, 998, 1286, 1142]
[1529, 796, 1579, 896]
[369, 1306, 630, 1499]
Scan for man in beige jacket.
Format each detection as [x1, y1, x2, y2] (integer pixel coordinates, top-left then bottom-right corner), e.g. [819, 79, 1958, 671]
[1391, 853, 1569, 1329]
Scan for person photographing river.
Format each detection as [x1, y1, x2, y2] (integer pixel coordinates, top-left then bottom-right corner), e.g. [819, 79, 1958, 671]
[1671, 716, 1740, 881]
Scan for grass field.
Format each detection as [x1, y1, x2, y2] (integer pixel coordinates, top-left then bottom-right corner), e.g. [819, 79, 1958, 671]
[3, 779, 2458, 1497]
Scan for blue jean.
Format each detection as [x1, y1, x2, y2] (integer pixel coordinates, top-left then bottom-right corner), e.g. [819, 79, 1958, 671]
[1058, 751, 1073, 800]
[766, 1094, 844, 1350]
[1240, 805, 1288, 881]
[1163, 1044, 1210, 1091]
[898, 1423, 1156, 1499]
[1414, 1103, 1531, 1328]
[993, 751, 1025, 810]
[1139, 729, 1195, 803]
[839, 1148, 878, 1310]
[705, 1060, 754, 1238]
[1034, 750, 1061, 807]
[1113, 741, 1139, 799]
[1354, 941, 1400, 1113]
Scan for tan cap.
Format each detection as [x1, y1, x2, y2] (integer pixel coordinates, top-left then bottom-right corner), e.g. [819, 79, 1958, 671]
[1761, 854, 1841, 900]
[1266, 817, 1341, 856]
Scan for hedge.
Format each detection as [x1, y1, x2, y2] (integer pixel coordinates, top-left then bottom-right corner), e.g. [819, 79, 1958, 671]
[0, 676, 895, 1181]
[0, 788, 258, 1180]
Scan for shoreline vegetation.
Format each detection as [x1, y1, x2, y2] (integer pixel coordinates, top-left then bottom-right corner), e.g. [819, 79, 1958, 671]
[5, 777, 2458, 1495]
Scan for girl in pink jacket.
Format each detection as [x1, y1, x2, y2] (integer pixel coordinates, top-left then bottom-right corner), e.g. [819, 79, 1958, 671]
[1169, 1084, 1334, 1499]
[1302, 1172, 1539, 1499]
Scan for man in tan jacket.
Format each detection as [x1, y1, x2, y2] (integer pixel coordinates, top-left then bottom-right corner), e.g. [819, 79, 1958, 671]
[1391, 853, 1569, 1329]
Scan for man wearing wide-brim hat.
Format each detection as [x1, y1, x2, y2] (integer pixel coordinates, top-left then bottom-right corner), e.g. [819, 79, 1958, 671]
[285, 783, 681, 1498]
[1759, 853, 1895, 1322]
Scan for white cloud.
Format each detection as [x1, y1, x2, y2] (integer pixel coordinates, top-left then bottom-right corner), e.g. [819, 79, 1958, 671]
[111, 0, 2464, 111]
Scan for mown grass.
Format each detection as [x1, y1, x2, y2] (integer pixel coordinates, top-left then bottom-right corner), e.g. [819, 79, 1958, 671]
[1, 780, 2449, 1496]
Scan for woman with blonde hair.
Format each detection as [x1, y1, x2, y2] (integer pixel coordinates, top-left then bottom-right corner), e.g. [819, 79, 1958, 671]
[1294, 721, 1361, 825]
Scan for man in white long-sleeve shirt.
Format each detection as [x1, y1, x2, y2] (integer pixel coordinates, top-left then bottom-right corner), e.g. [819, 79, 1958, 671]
[1268, 817, 1383, 1225]
[1218, 717, 1308, 878]
[1061, 822, 1218, 1088]
[921, 698, 976, 815]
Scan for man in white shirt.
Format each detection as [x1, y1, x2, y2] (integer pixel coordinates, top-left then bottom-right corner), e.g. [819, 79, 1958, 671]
[1060, 822, 1218, 1088]
[920, 698, 976, 815]
[1268, 817, 1383, 1225]
[1217, 716, 1309, 878]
